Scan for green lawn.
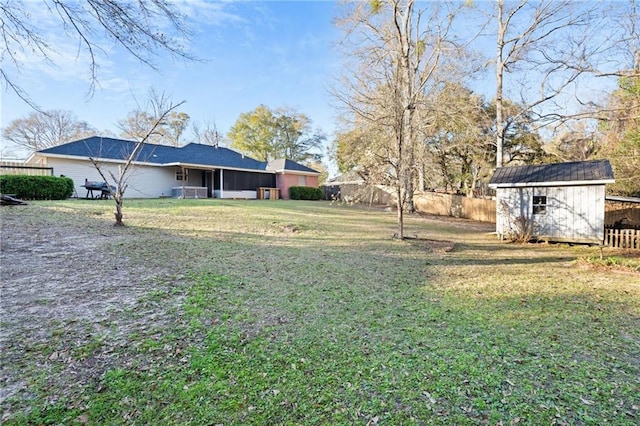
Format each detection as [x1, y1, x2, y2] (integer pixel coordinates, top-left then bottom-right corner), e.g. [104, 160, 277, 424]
[1, 199, 638, 425]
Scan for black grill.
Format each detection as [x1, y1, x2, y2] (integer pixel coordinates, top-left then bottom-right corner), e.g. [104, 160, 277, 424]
[82, 179, 116, 199]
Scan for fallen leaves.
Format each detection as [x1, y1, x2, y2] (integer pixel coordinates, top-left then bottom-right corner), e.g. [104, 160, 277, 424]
[579, 396, 595, 405]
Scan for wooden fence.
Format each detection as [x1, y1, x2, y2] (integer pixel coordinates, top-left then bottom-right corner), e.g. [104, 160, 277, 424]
[604, 227, 640, 250]
[413, 191, 496, 223]
[0, 162, 53, 176]
[323, 183, 497, 223]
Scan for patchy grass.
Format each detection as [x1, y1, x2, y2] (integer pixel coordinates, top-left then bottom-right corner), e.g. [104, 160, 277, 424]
[579, 254, 640, 273]
[1, 199, 638, 425]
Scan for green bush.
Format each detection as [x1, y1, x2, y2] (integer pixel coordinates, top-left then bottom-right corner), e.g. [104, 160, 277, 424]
[289, 186, 323, 200]
[0, 175, 74, 200]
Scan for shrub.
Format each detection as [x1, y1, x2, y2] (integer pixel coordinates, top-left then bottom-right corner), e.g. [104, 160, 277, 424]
[289, 186, 323, 200]
[0, 175, 74, 200]
[498, 200, 534, 243]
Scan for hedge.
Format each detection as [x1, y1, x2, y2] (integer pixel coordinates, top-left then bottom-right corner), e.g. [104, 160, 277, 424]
[289, 186, 323, 200]
[0, 175, 75, 200]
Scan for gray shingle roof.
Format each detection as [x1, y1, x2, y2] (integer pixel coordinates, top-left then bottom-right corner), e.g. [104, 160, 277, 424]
[489, 160, 615, 187]
[38, 136, 318, 173]
[40, 137, 180, 164]
[266, 159, 319, 174]
[177, 143, 267, 170]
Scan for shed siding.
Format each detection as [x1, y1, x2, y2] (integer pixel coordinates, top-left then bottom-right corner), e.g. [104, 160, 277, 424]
[496, 184, 605, 242]
[532, 186, 568, 239]
[496, 187, 532, 237]
[45, 158, 176, 198]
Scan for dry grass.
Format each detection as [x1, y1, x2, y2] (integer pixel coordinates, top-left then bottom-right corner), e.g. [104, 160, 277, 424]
[1, 199, 638, 425]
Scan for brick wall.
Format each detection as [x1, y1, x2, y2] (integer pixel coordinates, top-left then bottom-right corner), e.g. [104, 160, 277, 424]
[277, 174, 319, 199]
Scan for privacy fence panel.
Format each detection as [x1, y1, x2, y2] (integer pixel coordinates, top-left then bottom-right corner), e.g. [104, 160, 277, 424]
[0, 162, 53, 176]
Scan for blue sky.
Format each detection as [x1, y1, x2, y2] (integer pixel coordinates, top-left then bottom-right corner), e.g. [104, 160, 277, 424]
[1, 1, 343, 159]
[0, 0, 628, 164]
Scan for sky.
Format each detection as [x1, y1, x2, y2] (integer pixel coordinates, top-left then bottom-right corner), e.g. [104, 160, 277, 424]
[0, 0, 628, 165]
[0, 1, 344, 160]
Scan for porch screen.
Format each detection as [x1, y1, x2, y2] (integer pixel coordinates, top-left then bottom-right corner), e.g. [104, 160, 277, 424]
[223, 171, 275, 190]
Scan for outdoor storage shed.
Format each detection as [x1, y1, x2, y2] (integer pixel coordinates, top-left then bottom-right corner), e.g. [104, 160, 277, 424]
[488, 160, 615, 243]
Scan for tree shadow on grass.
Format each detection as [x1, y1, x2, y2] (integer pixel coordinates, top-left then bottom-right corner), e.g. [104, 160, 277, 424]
[405, 237, 581, 266]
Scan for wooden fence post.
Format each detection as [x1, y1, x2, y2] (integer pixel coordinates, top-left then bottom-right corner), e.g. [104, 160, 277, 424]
[604, 227, 640, 250]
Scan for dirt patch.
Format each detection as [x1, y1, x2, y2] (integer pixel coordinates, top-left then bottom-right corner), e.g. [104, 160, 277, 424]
[0, 205, 185, 415]
[405, 237, 457, 253]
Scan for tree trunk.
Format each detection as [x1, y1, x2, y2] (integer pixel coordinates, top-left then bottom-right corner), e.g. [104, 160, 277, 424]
[395, 136, 406, 239]
[405, 108, 416, 213]
[396, 184, 404, 238]
[405, 172, 415, 212]
[417, 165, 425, 192]
[470, 166, 480, 198]
[114, 193, 124, 226]
[496, 0, 505, 168]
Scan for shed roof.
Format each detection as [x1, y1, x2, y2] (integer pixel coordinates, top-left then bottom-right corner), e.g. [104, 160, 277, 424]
[488, 160, 615, 188]
[37, 136, 319, 174]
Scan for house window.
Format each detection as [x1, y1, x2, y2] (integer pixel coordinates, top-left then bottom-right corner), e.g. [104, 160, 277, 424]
[176, 169, 188, 181]
[297, 175, 307, 186]
[533, 195, 547, 215]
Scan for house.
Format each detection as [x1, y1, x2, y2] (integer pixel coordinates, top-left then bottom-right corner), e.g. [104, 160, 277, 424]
[321, 172, 396, 205]
[488, 160, 615, 243]
[26, 136, 320, 199]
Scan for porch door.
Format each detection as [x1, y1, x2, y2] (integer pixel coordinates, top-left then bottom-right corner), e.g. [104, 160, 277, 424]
[203, 171, 213, 198]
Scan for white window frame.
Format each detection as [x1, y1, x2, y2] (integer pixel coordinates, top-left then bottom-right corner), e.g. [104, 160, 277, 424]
[533, 195, 547, 215]
[176, 169, 188, 182]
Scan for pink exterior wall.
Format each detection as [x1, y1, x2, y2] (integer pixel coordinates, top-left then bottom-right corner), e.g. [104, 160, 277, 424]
[306, 175, 319, 188]
[276, 173, 319, 199]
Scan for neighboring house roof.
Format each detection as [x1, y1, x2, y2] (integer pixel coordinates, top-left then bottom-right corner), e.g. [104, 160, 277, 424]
[488, 160, 615, 188]
[266, 158, 319, 174]
[605, 195, 640, 204]
[325, 171, 366, 185]
[36, 136, 319, 174]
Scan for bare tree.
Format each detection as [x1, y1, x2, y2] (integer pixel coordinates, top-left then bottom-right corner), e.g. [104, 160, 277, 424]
[546, 122, 599, 162]
[164, 111, 190, 146]
[490, 0, 640, 171]
[2, 110, 95, 154]
[334, 121, 396, 186]
[493, 0, 602, 167]
[334, 0, 463, 238]
[118, 110, 158, 143]
[192, 120, 225, 147]
[0, 0, 193, 109]
[89, 93, 185, 226]
[118, 89, 190, 146]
